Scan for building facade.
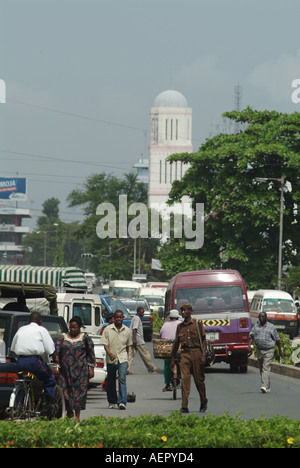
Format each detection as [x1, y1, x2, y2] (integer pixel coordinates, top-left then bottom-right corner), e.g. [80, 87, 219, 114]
[0, 207, 31, 265]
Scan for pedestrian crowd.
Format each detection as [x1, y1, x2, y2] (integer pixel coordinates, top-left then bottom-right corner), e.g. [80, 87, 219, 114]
[10, 303, 283, 420]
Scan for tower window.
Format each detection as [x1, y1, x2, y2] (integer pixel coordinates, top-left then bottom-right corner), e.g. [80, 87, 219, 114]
[159, 160, 162, 184]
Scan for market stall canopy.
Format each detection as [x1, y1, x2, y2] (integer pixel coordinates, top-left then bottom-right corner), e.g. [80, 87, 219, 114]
[0, 266, 87, 292]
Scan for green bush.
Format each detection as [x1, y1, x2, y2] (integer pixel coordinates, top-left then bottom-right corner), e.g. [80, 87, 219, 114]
[0, 413, 300, 448]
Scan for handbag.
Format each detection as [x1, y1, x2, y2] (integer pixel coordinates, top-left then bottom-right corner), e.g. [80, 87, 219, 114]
[197, 320, 215, 366]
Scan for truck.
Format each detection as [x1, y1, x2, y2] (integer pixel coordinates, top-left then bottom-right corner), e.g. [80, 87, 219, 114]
[0, 265, 88, 293]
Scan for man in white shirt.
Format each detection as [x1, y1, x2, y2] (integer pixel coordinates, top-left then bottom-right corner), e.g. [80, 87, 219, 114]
[128, 307, 160, 374]
[11, 312, 56, 403]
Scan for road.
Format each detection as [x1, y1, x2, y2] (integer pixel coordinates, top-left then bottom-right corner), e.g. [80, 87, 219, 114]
[82, 343, 300, 421]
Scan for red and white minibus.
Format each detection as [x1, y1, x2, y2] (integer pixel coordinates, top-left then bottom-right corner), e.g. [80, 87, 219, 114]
[165, 270, 251, 372]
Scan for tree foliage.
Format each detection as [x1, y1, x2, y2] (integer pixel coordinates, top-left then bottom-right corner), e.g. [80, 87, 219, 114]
[67, 172, 160, 280]
[159, 108, 300, 290]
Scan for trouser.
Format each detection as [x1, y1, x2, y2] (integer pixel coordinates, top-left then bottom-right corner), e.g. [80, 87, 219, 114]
[179, 349, 206, 408]
[128, 344, 156, 372]
[164, 358, 172, 385]
[257, 348, 274, 390]
[17, 356, 56, 400]
[107, 361, 128, 406]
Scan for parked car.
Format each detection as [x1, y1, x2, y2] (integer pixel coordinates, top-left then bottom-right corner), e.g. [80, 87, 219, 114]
[120, 298, 153, 341]
[88, 336, 107, 387]
[0, 311, 68, 417]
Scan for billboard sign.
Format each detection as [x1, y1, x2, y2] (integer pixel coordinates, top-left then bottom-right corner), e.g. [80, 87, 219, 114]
[0, 178, 27, 201]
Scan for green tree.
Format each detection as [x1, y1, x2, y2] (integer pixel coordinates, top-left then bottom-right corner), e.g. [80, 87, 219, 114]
[67, 172, 160, 279]
[159, 108, 300, 289]
[37, 197, 60, 226]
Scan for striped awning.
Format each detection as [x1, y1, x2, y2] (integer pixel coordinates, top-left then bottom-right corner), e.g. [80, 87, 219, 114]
[0, 266, 87, 291]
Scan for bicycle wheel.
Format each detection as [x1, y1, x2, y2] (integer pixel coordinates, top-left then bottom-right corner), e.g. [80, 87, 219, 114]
[172, 363, 178, 400]
[10, 385, 32, 420]
[50, 385, 65, 419]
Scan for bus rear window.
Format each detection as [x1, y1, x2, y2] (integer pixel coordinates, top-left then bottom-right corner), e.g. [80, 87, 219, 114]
[73, 303, 92, 326]
[176, 286, 245, 313]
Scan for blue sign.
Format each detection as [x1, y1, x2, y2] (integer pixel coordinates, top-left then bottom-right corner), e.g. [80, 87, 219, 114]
[0, 178, 27, 200]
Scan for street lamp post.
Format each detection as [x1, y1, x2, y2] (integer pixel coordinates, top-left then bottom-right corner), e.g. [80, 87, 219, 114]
[36, 224, 58, 266]
[256, 176, 285, 290]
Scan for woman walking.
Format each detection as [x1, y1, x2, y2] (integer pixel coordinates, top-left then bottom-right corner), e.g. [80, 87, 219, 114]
[55, 316, 95, 421]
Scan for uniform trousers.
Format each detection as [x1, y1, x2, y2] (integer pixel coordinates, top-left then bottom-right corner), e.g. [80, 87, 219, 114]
[179, 349, 206, 408]
[17, 356, 56, 400]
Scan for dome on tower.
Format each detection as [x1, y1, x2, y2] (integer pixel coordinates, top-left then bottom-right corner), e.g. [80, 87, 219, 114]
[153, 89, 188, 108]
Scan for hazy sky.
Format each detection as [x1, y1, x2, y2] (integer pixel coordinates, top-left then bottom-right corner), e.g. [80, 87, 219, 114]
[1, 0, 299, 228]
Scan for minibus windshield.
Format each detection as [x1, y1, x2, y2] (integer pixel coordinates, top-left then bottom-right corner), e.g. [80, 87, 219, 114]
[176, 286, 245, 313]
[263, 299, 294, 313]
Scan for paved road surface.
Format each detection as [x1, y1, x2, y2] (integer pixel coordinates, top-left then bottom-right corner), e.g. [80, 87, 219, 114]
[82, 343, 300, 421]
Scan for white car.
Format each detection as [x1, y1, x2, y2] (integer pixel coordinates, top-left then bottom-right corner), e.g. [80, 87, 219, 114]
[89, 342, 107, 387]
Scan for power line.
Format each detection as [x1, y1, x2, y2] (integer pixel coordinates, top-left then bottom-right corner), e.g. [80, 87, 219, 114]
[7, 98, 147, 134]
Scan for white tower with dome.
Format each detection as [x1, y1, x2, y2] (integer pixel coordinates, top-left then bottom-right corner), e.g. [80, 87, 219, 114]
[148, 89, 193, 212]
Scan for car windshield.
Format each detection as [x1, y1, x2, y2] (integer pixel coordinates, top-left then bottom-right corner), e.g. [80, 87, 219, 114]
[144, 297, 164, 306]
[17, 319, 66, 341]
[114, 287, 137, 298]
[120, 299, 150, 313]
[263, 299, 295, 313]
[176, 286, 245, 313]
[104, 296, 131, 320]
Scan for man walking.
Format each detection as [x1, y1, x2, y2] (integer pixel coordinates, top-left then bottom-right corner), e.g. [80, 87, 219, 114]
[102, 310, 132, 409]
[128, 307, 160, 374]
[248, 311, 283, 393]
[171, 303, 207, 413]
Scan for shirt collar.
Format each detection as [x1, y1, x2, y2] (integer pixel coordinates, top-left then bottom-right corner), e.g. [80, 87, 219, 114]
[182, 317, 194, 326]
[112, 323, 125, 332]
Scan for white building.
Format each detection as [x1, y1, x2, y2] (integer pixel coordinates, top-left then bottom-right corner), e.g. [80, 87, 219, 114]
[147, 89, 193, 214]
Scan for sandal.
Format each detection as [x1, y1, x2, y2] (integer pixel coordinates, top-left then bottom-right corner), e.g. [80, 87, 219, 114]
[162, 385, 172, 392]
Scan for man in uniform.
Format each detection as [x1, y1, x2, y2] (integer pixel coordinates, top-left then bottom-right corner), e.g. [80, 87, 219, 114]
[171, 303, 207, 413]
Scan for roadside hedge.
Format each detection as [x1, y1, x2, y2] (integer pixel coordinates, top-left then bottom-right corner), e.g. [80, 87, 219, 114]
[0, 412, 300, 448]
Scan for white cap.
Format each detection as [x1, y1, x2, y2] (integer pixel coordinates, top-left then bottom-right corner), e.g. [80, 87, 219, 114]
[169, 309, 180, 319]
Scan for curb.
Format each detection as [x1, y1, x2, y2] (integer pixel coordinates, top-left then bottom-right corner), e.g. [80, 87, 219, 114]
[248, 356, 300, 380]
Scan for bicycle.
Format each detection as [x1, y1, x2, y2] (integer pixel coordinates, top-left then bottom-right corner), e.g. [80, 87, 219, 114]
[170, 355, 181, 401]
[9, 364, 65, 421]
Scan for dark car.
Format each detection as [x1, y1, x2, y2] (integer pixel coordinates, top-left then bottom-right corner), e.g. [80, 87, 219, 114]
[119, 298, 153, 341]
[0, 312, 68, 417]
